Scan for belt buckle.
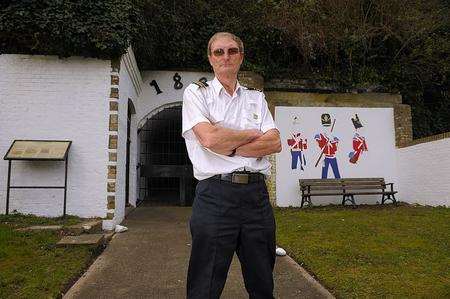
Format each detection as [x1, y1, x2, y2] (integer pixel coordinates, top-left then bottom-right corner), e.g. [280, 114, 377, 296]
[232, 173, 249, 184]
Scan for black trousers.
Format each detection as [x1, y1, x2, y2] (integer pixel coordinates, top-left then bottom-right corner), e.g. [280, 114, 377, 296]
[187, 176, 276, 299]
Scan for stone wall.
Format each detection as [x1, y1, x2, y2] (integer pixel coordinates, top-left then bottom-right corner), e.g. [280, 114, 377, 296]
[238, 71, 264, 91]
[105, 59, 120, 222]
[238, 71, 277, 205]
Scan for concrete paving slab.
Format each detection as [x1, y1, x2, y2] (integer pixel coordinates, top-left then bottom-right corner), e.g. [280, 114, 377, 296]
[15, 225, 62, 231]
[57, 234, 105, 247]
[64, 206, 334, 298]
[64, 220, 103, 235]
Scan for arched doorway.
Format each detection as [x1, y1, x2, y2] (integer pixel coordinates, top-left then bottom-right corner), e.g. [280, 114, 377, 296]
[138, 103, 196, 206]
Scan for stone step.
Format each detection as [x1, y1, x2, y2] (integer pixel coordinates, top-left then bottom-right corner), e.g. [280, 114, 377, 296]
[14, 219, 103, 235]
[104, 232, 115, 242]
[63, 220, 103, 235]
[57, 234, 105, 247]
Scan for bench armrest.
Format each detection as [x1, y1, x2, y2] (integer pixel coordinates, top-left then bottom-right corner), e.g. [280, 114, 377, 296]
[382, 182, 394, 192]
[299, 185, 311, 194]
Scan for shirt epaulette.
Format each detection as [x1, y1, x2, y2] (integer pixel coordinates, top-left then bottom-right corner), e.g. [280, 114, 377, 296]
[193, 81, 209, 88]
[244, 86, 263, 92]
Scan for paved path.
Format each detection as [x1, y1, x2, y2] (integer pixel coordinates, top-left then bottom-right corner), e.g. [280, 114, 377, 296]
[64, 206, 334, 298]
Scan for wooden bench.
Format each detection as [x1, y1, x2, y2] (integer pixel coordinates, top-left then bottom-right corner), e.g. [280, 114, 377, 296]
[299, 178, 397, 207]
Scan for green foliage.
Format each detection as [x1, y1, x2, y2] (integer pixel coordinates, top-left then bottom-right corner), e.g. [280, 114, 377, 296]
[1, 0, 448, 138]
[264, 0, 450, 138]
[0, 0, 144, 58]
[132, 0, 298, 77]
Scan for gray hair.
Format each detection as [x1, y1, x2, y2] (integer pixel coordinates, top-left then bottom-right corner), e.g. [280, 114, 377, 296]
[207, 32, 244, 56]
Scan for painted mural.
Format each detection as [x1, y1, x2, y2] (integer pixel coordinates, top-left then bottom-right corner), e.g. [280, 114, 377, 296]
[283, 112, 372, 177]
[275, 106, 397, 207]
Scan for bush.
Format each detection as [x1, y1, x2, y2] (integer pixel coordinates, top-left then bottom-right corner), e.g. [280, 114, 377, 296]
[0, 0, 144, 59]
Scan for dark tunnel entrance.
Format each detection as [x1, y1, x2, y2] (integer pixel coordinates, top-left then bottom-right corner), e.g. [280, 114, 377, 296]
[138, 104, 197, 206]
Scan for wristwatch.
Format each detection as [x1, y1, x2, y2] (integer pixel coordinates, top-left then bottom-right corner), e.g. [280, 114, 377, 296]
[228, 148, 237, 157]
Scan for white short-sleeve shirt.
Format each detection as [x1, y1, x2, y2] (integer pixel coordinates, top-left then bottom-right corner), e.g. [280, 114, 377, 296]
[182, 77, 278, 180]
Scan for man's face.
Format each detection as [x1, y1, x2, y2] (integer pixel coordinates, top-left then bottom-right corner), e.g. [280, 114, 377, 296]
[208, 37, 244, 77]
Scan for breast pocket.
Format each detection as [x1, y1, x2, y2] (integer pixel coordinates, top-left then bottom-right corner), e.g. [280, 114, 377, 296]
[206, 97, 224, 125]
[244, 101, 262, 130]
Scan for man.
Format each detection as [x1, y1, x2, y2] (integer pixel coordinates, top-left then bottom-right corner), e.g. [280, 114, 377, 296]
[182, 32, 282, 299]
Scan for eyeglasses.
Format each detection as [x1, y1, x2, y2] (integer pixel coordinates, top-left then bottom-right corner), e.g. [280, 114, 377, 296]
[211, 47, 241, 57]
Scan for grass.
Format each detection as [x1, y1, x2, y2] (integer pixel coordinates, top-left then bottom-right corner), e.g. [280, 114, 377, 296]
[274, 204, 450, 298]
[0, 214, 102, 299]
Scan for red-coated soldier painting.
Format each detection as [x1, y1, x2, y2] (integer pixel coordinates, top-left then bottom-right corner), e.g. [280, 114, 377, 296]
[314, 113, 341, 179]
[348, 114, 368, 164]
[287, 132, 307, 170]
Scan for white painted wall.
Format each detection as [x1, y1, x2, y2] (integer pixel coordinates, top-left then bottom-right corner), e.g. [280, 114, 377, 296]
[397, 138, 450, 206]
[0, 54, 110, 217]
[137, 71, 213, 128]
[275, 106, 398, 207]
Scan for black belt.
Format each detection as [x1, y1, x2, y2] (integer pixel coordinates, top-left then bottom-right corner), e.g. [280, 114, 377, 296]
[212, 172, 265, 184]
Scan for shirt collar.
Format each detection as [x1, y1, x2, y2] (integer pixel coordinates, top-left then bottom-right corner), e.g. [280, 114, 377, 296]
[211, 77, 243, 98]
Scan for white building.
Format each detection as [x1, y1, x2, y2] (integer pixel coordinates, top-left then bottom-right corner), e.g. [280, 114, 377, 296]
[1, 48, 448, 230]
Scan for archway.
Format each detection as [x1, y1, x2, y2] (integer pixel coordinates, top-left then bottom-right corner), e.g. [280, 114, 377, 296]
[138, 103, 196, 206]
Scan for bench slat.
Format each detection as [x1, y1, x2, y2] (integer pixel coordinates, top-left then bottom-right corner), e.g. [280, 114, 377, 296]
[300, 179, 384, 183]
[307, 192, 348, 196]
[343, 181, 384, 185]
[300, 179, 384, 186]
[347, 191, 397, 195]
[303, 191, 397, 196]
[300, 178, 384, 182]
[305, 191, 397, 196]
[342, 185, 385, 190]
[307, 184, 385, 188]
[302, 186, 345, 191]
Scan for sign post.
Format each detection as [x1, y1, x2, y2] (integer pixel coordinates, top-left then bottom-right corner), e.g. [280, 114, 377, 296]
[3, 140, 72, 216]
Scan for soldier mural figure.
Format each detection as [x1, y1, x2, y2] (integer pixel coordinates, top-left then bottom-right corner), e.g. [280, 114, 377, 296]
[287, 132, 307, 170]
[314, 113, 341, 178]
[349, 114, 368, 164]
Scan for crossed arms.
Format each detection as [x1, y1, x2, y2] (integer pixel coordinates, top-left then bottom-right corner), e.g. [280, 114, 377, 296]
[192, 122, 282, 158]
